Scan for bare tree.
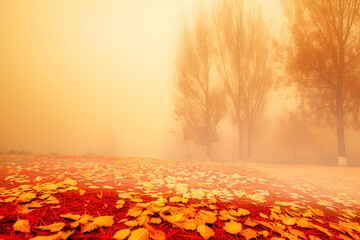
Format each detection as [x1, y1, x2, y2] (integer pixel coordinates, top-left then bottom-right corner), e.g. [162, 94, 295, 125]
[279, 0, 360, 166]
[174, 5, 226, 161]
[213, 0, 272, 161]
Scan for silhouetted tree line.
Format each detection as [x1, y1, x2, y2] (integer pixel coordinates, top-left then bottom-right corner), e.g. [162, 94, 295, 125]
[173, 0, 360, 166]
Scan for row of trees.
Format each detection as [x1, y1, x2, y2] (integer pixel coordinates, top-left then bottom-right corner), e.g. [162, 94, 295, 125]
[174, 0, 360, 166]
[173, 0, 272, 162]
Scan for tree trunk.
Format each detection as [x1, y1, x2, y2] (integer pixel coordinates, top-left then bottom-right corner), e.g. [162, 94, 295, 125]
[336, 13, 347, 167]
[238, 123, 243, 161]
[247, 126, 252, 162]
[336, 93, 347, 166]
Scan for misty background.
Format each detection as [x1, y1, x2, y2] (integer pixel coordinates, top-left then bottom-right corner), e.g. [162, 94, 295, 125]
[1, 0, 360, 165]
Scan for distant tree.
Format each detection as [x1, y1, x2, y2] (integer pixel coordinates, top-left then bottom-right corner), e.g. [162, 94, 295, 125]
[278, 110, 313, 162]
[213, 0, 273, 161]
[278, 0, 360, 166]
[174, 4, 226, 161]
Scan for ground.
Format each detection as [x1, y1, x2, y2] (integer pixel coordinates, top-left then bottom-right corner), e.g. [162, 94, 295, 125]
[0, 154, 359, 240]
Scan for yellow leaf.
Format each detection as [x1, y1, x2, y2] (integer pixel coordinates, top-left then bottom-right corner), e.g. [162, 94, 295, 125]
[79, 189, 86, 195]
[240, 228, 257, 240]
[150, 218, 162, 225]
[282, 217, 297, 226]
[223, 221, 242, 234]
[169, 196, 181, 203]
[118, 193, 132, 199]
[259, 212, 269, 219]
[29, 235, 61, 240]
[37, 222, 65, 232]
[60, 213, 81, 221]
[113, 229, 131, 240]
[131, 198, 143, 203]
[150, 230, 166, 240]
[197, 224, 214, 239]
[238, 209, 250, 216]
[5, 197, 17, 203]
[309, 236, 321, 240]
[93, 216, 114, 227]
[289, 229, 307, 239]
[297, 218, 311, 228]
[124, 220, 139, 227]
[82, 222, 98, 233]
[128, 228, 150, 240]
[46, 196, 59, 205]
[117, 200, 125, 205]
[58, 230, 74, 240]
[182, 219, 197, 231]
[127, 208, 143, 218]
[19, 192, 37, 203]
[137, 216, 149, 226]
[64, 178, 77, 186]
[244, 218, 258, 227]
[13, 219, 31, 233]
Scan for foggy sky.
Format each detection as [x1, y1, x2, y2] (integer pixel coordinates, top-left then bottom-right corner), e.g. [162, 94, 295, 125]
[0, 0, 285, 160]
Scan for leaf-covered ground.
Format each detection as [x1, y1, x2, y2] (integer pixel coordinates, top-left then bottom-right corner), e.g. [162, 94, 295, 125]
[0, 154, 360, 240]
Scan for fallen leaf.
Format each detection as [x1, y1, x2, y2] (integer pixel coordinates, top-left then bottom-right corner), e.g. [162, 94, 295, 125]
[19, 192, 37, 203]
[282, 217, 297, 226]
[58, 230, 74, 240]
[82, 222, 98, 233]
[93, 216, 114, 227]
[244, 218, 258, 227]
[13, 219, 31, 233]
[150, 218, 162, 225]
[128, 228, 150, 240]
[240, 228, 257, 240]
[29, 235, 61, 240]
[197, 224, 214, 239]
[60, 213, 81, 221]
[113, 229, 131, 240]
[37, 222, 65, 232]
[223, 221, 242, 234]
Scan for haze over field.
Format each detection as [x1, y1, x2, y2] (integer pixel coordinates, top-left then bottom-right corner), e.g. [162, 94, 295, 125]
[1, 0, 360, 165]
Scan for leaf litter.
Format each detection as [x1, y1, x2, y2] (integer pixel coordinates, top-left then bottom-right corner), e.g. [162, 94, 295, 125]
[0, 154, 359, 239]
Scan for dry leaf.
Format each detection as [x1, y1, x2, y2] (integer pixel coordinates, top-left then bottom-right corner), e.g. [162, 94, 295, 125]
[93, 216, 114, 227]
[58, 230, 74, 240]
[182, 219, 197, 231]
[238, 209, 251, 216]
[37, 222, 65, 232]
[128, 228, 150, 240]
[113, 229, 131, 240]
[82, 222, 98, 233]
[150, 218, 162, 225]
[64, 178, 77, 186]
[125, 220, 139, 227]
[29, 235, 61, 240]
[244, 218, 258, 227]
[60, 213, 81, 221]
[297, 218, 311, 228]
[150, 230, 166, 240]
[197, 224, 214, 239]
[19, 192, 37, 203]
[240, 228, 257, 240]
[289, 229, 307, 239]
[13, 219, 31, 233]
[282, 217, 297, 226]
[259, 212, 269, 219]
[79, 189, 86, 195]
[127, 208, 143, 218]
[223, 221, 242, 234]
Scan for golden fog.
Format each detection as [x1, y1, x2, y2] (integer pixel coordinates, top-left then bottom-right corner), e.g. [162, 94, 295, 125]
[1, 0, 359, 164]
